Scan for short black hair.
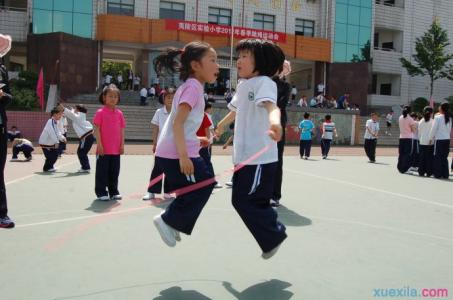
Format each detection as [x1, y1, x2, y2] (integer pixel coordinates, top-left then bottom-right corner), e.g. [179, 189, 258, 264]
[235, 39, 285, 77]
[75, 104, 87, 113]
[325, 115, 331, 121]
[205, 103, 212, 110]
[50, 107, 61, 116]
[304, 112, 310, 119]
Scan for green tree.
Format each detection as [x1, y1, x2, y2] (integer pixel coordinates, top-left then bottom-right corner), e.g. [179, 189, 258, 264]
[411, 97, 428, 113]
[400, 20, 453, 100]
[351, 40, 372, 63]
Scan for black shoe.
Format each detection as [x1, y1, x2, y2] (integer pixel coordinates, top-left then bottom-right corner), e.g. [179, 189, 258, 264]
[0, 216, 15, 228]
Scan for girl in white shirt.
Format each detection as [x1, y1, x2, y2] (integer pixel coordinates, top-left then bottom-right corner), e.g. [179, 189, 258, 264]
[216, 39, 287, 259]
[143, 88, 175, 201]
[38, 107, 66, 172]
[429, 102, 452, 179]
[417, 107, 434, 177]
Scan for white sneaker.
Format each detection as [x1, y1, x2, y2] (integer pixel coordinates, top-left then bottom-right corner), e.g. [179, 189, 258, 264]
[77, 169, 90, 173]
[142, 192, 155, 201]
[262, 243, 282, 260]
[111, 194, 122, 200]
[163, 193, 175, 201]
[214, 183, 223, 189]
[10, 158, 18, 161]
[153, 214, 176, 247]
[225, 181, 233, 187]
[174, 230, 181, 242]
[47, 168, 57, 172]
[97, 195, 110, 201]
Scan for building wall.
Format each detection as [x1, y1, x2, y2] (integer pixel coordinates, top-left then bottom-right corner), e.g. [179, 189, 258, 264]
[6, 111, 49, 142]
[27, 32, 98, 99]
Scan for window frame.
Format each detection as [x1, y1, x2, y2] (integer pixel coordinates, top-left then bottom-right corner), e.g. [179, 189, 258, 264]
[208, 7, 232, 26]
[253, 13, 275, 31]
[295, 18, 315, 37]
[107, 0, 134, 16]
[159, 1, 185, 20]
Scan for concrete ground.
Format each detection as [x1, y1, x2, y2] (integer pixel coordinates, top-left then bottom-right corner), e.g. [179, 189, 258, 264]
[1, 146, 452, 300]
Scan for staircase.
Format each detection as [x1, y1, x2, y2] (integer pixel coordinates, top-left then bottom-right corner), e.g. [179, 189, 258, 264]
[64, 103, 159, 141]
[357, 116, 400, 146]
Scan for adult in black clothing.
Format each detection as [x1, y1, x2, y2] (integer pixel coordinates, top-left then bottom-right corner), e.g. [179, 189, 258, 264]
[271, 64, 291, 207]
[0, 57, 14, 228]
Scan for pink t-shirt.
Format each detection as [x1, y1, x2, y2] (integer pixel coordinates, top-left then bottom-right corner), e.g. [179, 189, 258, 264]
[399, 115, 415, 139]
[155, 78, 205, 159]
[93, 106, 126, 155]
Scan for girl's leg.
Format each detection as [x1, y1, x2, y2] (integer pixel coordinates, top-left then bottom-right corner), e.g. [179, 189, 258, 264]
[159, 157, 216, 235]
[320, 139, 325, 157]
[148, 162, 163, 194]
[107, 155, 121, 196]
[232, 163, 287, 253]
[325, 139, 332, 157]
[95, 155, 109, 197]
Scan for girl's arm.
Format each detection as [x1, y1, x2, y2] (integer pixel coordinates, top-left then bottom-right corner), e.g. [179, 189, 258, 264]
[223, 135, 234, 149]
[173, 103, 194, 175]
[93, 125, 103, 155]
[151, 124, 159, 153]
[215, 111, 236, 137]
[264, 102, 282, 141]
[120, 128, 125, 154]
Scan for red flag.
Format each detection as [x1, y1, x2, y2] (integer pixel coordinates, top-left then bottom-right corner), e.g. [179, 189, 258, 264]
[36, 68, 44, 110]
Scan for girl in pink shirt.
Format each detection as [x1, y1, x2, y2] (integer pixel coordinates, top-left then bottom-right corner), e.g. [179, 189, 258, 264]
[397, 105, 416, 173]
[93, 84, 126, 201]
[152, 41, 219, 247]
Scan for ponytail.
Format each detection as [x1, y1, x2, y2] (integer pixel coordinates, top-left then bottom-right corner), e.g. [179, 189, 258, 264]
[440, 102, 451, 125]
[423, 106, 433, 122]
[153, 48, 183, 78]
[153, 41, 212, 81]
[423, 106, 434, 122]
[402, 105, 411, 118]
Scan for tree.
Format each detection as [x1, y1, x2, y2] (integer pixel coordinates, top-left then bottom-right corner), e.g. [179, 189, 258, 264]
[351, 40, 372, 63]
[400, 20, 453, 100]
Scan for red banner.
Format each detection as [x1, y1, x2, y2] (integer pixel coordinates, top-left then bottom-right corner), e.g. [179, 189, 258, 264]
[165, 19, 287, 43]
[36, 68, 45, 111]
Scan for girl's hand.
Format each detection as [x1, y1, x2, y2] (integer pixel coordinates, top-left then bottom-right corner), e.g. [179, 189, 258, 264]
[179, 156, 194, 175]
[152, 144, 157, 153]
[268, 123, 282, 141]
[120, 145, 124, 155]
[214, 126, 224, 139]
[199, 137, 210, 148]
[97, 144, 104, 156]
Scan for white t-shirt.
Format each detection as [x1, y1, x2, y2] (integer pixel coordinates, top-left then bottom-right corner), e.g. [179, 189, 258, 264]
[57, 116, 68, 134]
[317, 83, 325, 93]
[418, 118, 434, 145]
[429, 114, 452, 141]
[149, 87, 156, 95]
[364, 119, 379, 139]
[140, 88, 148, 97]
[151, 106, 170, 131]
[386, 113, 393, 123]
[105, 75, 112, 84]
[228, 76, 278, 165]
[291, 87, 297, 95]
[321, 122, 336, 140]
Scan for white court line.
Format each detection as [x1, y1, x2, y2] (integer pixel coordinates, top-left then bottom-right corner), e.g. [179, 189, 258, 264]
[13, 205, 453, 243]
[14, 209, 88, 218]
[15, 206, 151, 228]
[6, 160, 79, 185]
[285, 168, 453, 210]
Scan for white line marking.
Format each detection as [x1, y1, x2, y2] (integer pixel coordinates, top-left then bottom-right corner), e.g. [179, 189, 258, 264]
[15, 206, 151, 228]
[284, 168, 453, 209]
[6, 160, 79, 185]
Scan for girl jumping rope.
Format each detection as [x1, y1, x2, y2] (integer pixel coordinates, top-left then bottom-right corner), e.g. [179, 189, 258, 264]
[216, 39, 287, 259]
[152, 41, 219, 247]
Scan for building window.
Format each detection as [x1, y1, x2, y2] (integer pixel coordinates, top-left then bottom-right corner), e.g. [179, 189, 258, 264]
[295, 19, 314, 37]
[33, 0, 93, 38]
[160, 1, 185, 20]
[208, 7, 231, 26]
[253, 13, 275, 31]
[333, 0, 372, 62]
[107, 0, 134, 16]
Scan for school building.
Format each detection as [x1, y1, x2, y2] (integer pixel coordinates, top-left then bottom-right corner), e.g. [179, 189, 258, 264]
[2, 0, 453, 113]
